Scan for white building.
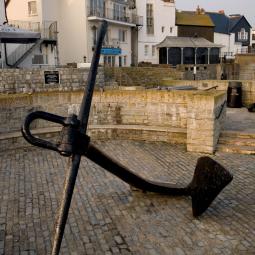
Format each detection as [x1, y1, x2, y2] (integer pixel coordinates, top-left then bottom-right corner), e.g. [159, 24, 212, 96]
[252, 29, 255, 48]
[208, 12, 252, 57]
[6, 0, 58, 68]
[0, 0, 6, 24]
[7, 0, 143, 67]
[136, 0, 177, 64]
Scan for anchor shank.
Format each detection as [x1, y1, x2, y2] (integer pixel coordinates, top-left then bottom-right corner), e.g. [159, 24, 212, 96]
[51, 21, 108, 255]
[86, 143, 190, 196]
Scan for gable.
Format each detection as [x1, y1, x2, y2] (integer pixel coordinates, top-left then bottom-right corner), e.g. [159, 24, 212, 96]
[229, 16, 252, 32]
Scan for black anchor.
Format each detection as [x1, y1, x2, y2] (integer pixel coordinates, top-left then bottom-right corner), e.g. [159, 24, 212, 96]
[21, 21, 233, 255]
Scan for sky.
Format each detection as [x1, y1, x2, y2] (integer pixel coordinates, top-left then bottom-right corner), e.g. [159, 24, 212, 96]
[176, 0, 255, 27]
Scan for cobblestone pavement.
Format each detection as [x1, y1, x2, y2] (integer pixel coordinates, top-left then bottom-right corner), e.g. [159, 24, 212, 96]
[0, 141, 255, 255]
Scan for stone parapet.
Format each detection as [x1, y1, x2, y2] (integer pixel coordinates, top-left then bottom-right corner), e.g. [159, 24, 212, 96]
[0, 67, 105, 93]
[0, 88, 226, 154]
[161, 79, 255, 106]
[187, 91, 227, 154]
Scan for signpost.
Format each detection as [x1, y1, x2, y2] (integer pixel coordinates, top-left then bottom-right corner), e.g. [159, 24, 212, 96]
[44, 71, 60, 85]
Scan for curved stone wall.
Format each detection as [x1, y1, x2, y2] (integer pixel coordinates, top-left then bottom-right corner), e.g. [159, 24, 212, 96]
[0, 88, 226, 154]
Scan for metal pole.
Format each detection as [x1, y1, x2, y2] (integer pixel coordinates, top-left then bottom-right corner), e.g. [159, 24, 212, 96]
[51, 20, 108, 255]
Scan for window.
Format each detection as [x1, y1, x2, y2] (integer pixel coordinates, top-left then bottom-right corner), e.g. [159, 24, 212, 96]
[238, 28, 248, 41]
[114, 3, 127, 21]
[152, 46, 156, 56]
[104, 56, 116, 67]
[124, 56, 127, 66]
[146, 4, 154, 34]
[92, 26, 97, 46]
[119, 29, 127, 42]
[90, 0, 104, 17]
[170, 27, 173, 33]
[144, 45, 149, 56]
[28, 1, 37, 16]
[162, 26, 165, 33]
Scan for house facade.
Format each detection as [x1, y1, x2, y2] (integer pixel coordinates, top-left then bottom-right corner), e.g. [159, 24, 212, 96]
[136, 0, 177, 64]
[207, 12, 252, 57]
[252, 29, 255, 48]
[176, 9, 215, 42]
[7, 0, 143, 67]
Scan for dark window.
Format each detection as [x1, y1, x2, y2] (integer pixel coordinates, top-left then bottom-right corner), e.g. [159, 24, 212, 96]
[196, 48, 208, 64]
[183, 48, 195, 64]
[159, 48, 167, 64]
[210, 48, 220, 64]
[168, 47, 181, 66]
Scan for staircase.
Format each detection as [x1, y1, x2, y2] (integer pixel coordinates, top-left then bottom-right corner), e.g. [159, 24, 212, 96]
[217, 131, 255, 155]
[6, 39, 43, 68]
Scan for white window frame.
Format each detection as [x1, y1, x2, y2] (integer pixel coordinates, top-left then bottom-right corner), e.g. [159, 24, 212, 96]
[152, 46, 156, 57]
[28, 1, 38, 16]
[119, 29, 127, 43]
[144, 45, 149, 56]
[238, 28, 248, 41]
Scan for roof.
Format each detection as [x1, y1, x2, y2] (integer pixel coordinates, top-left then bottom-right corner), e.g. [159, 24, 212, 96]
[207, 12, 230, 34]
[0, 24, 40, 43]
[229, 16, 243, 31]
[156, 36, 223, 48]
[207, 13, 252, 34]
[176, 12, 215, 27]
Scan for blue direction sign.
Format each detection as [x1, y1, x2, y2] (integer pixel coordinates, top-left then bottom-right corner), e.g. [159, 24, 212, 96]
[101, 47, 122, 55]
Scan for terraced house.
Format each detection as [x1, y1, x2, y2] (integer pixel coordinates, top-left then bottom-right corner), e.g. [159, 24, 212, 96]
[6, 0, 143, 67]
[2, 0, 57, 68]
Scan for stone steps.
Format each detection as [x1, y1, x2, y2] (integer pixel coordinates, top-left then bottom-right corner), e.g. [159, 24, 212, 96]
[217, 131, 255, 154]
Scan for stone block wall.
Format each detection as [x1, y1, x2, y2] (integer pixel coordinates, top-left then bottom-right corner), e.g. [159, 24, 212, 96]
[187, 91, 226, 154]
[0, 88, 226, 154]
[161, 79, 255, 106]
[0, 68, 105, 93]
[176, 64, 221, 80]
[105, 67, 184, 87]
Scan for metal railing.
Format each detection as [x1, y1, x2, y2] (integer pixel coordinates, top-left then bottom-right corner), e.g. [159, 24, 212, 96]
[7, 43, 35, 66]
[8, 20, 58, 40]
[87, 7, 143, 26]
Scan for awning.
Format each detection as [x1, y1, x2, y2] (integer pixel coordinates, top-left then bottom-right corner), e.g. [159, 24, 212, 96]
[156, 36, 223, 48]
[0, 24, 41, 43]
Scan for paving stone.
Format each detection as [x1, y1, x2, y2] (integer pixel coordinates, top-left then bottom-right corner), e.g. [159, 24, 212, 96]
[0, 141, 255, 254]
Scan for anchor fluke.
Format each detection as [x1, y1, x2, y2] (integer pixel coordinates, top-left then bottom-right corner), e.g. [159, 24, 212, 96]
[189, 157, 233, 217]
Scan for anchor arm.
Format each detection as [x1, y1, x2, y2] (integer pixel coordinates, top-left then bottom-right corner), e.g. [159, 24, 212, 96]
[86, 143, 189, 196]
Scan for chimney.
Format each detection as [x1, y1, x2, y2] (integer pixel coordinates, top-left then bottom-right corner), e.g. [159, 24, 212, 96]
[218, 10, 225, 15]
[196, 5, 200, 14]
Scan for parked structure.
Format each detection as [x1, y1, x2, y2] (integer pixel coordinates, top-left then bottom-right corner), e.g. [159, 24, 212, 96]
[136, 0, 177, 64]
[157, 36, 222, 66]
[176, 8, 215, 42]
